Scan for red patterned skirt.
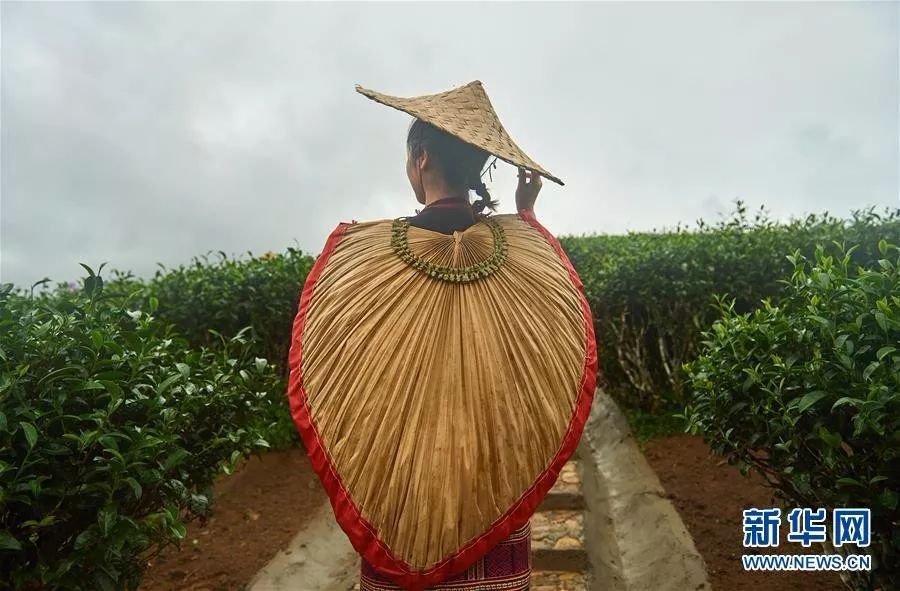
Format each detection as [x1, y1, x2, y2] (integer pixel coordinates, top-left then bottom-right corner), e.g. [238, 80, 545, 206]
[359, 521, 532, 590]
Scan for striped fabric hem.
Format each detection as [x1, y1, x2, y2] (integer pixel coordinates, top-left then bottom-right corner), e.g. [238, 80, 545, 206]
[360, 571, 531, 591]
[360, 522, 532, 590]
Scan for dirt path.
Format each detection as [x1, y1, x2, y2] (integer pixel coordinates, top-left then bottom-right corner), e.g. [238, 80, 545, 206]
[643, 434, 846, 591]
[139, 447, 327, 591]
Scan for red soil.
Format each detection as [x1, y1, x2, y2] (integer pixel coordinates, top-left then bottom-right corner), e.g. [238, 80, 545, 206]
[643, 434, 846, 591]
[139, 446, 327, 591]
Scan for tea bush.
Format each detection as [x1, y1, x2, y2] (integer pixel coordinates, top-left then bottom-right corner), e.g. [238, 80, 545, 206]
[98, 248, 312, 450]
[0, 266, 283, 590]
[104, 247, 314, 379]
[684, 242, 900, 590]
[145, 248, 311, 448]
[561, 203, 900, 411]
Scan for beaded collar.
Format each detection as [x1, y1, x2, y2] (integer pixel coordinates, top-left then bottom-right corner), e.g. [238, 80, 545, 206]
[390, 215, 508, 284]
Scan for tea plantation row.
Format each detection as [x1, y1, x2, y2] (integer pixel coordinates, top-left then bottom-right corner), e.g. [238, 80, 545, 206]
[1, 203, 897, 589]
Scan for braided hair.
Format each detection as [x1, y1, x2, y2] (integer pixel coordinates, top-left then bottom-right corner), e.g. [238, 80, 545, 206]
[407, 119, 499, 215]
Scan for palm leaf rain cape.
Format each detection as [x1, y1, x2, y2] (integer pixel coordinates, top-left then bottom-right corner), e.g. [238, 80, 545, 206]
[287, 210, 597, 590]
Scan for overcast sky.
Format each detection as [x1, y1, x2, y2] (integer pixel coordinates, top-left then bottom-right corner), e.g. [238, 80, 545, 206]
[2, 1, 898, 289]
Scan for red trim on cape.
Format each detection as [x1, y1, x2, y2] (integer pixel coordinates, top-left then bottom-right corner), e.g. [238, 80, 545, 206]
[286, 214, 598, 590]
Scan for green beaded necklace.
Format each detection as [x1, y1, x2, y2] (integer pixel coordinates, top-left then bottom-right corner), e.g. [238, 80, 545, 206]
[390, 216, 508, 283]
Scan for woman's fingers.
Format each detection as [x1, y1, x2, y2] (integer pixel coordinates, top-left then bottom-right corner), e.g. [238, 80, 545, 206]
[515, 167, 542, 212]
[518, 167, 541, 184]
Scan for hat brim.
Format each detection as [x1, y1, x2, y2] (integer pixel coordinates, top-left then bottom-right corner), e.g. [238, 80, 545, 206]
[356, 82, 564, 187]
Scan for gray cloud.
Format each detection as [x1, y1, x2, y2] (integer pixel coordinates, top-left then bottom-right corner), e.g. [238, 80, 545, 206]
[2, 1, 898, 288]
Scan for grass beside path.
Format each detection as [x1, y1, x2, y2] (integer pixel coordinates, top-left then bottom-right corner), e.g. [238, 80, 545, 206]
[622, 405, 687, 446]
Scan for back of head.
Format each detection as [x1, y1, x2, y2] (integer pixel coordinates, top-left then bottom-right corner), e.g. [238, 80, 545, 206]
[407, 119, 499, 214]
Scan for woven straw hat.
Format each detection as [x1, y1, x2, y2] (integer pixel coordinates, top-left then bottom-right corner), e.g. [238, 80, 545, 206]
[288, 210, 596, 589]
[356, 80, 564, 186]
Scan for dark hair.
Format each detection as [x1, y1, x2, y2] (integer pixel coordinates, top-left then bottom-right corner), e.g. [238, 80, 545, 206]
[406, 119, 499, 215]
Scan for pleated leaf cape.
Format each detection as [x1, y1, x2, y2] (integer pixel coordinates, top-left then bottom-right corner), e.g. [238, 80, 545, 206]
[287, 209, 597, 590]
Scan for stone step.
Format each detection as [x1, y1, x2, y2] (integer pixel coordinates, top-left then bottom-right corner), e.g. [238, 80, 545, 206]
[538, 460, 584, 511]
[530, 569, 589, 591]
[529, 509, 588, 572]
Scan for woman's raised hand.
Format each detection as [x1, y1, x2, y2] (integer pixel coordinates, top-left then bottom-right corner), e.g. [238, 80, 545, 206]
[515, 167, 542, 213]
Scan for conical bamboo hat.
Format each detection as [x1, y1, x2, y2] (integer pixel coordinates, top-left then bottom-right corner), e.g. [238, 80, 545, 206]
[356, 80, 564, 186]
[287, 212, 596, 590]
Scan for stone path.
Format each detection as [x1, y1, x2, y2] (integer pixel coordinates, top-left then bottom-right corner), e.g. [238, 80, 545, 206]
[248, 390, 710, 591]
[249, 458, 592, 591]
[248, 504, 357, 591]
[530, 456, 590, 590]
[579, 390, 710, 591]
